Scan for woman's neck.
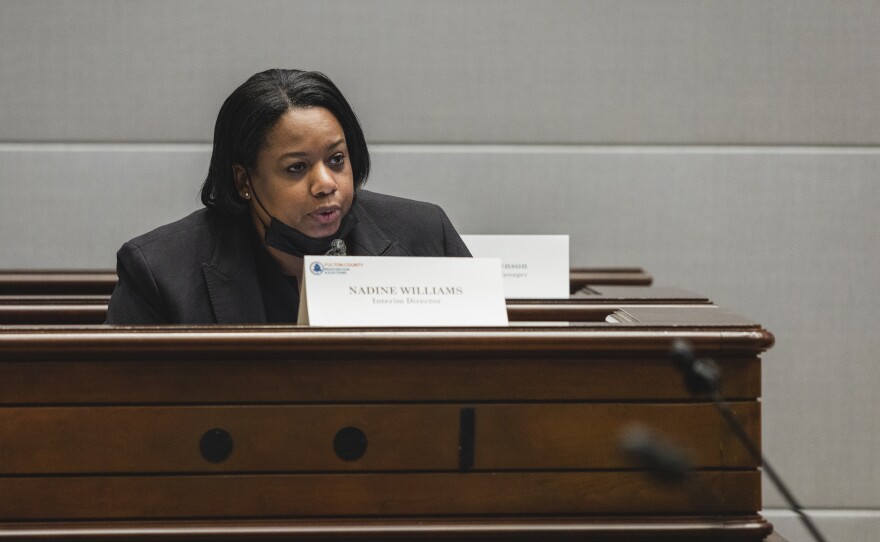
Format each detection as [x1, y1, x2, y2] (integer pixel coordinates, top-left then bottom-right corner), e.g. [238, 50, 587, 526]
[266, 245, 304, 283]
[249, 212, 304, 283]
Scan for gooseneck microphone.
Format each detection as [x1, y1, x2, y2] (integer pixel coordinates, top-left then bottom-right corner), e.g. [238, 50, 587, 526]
[671, 339, 829, 542]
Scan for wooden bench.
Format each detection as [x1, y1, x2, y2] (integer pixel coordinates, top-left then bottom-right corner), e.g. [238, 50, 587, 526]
[0, 309, 773, 540]
[0, 268, 673, 326]
[0, 286, 709, 325]
[0, 267, 652, 296]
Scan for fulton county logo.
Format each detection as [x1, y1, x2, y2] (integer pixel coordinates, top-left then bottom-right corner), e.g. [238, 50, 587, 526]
[307, 260, 355, 275]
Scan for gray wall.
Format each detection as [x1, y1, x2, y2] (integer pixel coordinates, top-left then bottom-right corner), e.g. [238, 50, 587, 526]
[1, 1, 878, 539]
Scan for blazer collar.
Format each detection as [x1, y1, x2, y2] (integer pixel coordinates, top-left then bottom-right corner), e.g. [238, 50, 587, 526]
[348, 199, 409, 256]
[201, 213, 267, 324]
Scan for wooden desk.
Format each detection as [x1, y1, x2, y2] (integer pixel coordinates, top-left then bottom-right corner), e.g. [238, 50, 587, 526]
[0, 312, 774, 540]
[0, 268, 662, 325]
[0, 267, 653, 296]
[0, 295, 109, 325]
[0, 270, 117, 295]
[0, 295, 714, 325]
[571, 285, 711, 304]
[0, 282, 695, 327]
[568, 267, 652, 292]
[506, 286, 712, 321]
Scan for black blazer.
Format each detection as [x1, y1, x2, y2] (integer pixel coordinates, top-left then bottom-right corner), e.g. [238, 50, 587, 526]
[106, 190, 471, 324]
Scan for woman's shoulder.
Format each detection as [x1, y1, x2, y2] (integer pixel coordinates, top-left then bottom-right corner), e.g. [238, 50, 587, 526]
[115, 208, 245, 282]
[356, 189, 438, 208]
[355, 190, 445, 225]
[352, 190, 470, 257]
[108, 208, 250, 324]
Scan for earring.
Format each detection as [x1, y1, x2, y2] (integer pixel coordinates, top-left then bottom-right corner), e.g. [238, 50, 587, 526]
[243, 191, 250, 199]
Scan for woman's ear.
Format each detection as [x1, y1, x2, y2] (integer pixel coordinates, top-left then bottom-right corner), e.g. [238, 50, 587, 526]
[232, 165, 250, 199]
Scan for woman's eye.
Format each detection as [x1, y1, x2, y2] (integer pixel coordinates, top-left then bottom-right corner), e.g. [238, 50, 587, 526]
[329, 154, 345, 167]
[287, 162, 306, 173]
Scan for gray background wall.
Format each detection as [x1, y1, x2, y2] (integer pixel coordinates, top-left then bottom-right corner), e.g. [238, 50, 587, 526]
[1, 1, 878, 540]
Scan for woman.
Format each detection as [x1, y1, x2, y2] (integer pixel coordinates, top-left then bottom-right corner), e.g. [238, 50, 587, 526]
[106, 69, 470, 324]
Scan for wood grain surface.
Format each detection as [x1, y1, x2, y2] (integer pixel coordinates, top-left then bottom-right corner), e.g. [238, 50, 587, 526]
[0, 403, 759, 473]
[0, 471, 760, 520]
[0, 315, 771, 540]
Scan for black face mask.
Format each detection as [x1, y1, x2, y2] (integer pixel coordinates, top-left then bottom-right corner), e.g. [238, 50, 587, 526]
[248, 184, 357, 258]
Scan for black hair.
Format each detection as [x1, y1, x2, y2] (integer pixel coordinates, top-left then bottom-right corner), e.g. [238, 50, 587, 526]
[200, 69, 370, 213]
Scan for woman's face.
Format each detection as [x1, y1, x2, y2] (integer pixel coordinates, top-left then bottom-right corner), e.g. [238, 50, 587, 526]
[237, 106, 354, 239]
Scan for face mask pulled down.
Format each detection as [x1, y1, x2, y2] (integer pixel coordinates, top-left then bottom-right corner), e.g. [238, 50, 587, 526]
[249, 184, 356, 257]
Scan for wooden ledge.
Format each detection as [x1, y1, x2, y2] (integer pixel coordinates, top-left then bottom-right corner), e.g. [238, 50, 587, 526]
[0, 325, 774, 359]
[0, 516, 773, 541]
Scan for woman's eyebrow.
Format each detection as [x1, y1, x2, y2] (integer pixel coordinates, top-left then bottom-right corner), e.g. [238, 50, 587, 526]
[278, 139, 345, 160]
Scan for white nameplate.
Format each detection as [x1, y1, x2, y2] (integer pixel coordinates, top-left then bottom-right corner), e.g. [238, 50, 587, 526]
[461, 235, 569, 299]
[298, 256, 508, 327]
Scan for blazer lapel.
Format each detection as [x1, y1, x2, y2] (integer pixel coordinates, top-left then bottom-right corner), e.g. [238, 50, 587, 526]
[201, 199, 406, 322]
[348, 200, 409, 256]
[202, 215, 266, 324]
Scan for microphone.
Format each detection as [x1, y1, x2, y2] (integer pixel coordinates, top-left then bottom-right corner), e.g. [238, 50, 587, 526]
[671, 339, 720, 395]
[325, 239, 347, 256]
[670, 340, 828, 542]
[620, 424, 693, 485]
[618, 424, 724, 513]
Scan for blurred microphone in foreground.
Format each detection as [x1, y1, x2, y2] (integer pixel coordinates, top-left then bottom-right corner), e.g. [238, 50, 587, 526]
[670, 339, 828, 542]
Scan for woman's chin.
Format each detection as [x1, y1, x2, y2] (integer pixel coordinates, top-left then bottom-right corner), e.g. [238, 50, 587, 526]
[303, 219, 342, 239]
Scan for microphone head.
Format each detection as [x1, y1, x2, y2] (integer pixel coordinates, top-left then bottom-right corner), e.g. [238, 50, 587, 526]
[671, 338, 699, 372]
[620, 424, 693, 485]
[670, 339, 721, 395]
[326, 239, 347, 256]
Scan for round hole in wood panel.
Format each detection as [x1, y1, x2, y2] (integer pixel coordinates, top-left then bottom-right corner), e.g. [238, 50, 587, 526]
[200, 428, 233, 463]
[333, 426, 367, 461]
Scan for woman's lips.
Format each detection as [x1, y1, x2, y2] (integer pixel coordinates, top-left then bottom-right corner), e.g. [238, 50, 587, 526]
[310, 208, 341, 225]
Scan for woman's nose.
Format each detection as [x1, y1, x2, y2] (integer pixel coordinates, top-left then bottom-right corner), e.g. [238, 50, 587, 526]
[310, 164, 338, 196]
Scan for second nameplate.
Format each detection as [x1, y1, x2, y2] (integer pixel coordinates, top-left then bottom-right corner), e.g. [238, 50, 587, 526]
[461, 235, 569, 299]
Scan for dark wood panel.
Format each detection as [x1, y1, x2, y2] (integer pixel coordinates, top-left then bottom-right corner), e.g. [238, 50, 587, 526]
[505, 303, 658, 322]
[0, 404, 460, 473]
[0, 271, 117, 295]
[0, 284, 705, 327]
[0, 295, 110, 304]
[0, 355, 762, 404]
[0, 268, 652, 297]
[475, 402, 760, 469]
[569, 267, 653, 292]
[0, 302, 745, 325]
[0, 403, 759, 474]
[0, 303, 108, 324]
[0, 301, 709, 326]
[572, 286, 711, 303]
[0, 471, 760, 520]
